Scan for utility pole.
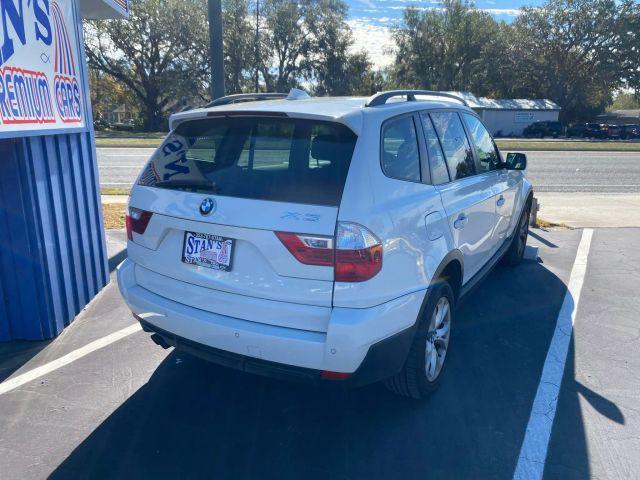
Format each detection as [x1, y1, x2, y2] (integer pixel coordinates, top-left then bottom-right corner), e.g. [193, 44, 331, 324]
[255, 0, 260, 92]
[208, 0, 225, 99]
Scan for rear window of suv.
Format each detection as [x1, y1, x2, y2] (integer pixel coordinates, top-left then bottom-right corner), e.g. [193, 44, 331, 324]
[138, 116, 357, 206]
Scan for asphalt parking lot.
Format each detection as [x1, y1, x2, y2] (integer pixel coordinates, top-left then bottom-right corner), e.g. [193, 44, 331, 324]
[1, 227, 639, 479]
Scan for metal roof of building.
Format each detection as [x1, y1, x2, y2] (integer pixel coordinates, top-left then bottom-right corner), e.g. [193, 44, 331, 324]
[446, 92, 561, 110]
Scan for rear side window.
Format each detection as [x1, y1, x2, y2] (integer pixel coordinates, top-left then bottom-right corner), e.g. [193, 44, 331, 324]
[430, 112, 476, 181]
[138, 117, 357, 206]
[420, 113, 450, 185]
[381, 116, 421, 183]
[462, 113, 501, 173]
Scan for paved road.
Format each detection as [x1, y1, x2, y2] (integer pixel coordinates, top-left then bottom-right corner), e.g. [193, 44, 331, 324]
[98, 148, 155, 188]
[97, 148, 640, 193]
[519, 151, 640, 193]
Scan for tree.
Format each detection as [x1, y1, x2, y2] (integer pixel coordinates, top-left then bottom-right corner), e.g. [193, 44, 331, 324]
[618, 0, 640, 99]
[222, 0, 254, 93]
[84, 0, 209, 131]
[609, 91, 640, 110]
[254, 0, 373, 94]
[509, 0, 628, 121]
[391, 0, 638, 123]
[89, 69, 138, 125]
[391, 0, 501, 93]
[256, 0, 313, 91]
[305, 0, 372, 95]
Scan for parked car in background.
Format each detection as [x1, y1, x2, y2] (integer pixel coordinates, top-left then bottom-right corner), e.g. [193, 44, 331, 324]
[522, 121, 562, 138]
[605, 124, 622, 139]
[117, 89, 533, 399]
[621, 124, 640, 139]
[111, 120, 136, 132]
[568, 123, 608, 138]
[566, 123, 587, 138]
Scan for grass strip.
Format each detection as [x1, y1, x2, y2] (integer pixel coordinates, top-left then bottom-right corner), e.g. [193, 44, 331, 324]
[102, 203, 126, 229]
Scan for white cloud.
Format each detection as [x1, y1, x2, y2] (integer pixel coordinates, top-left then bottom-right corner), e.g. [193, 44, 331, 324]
[348, 18, 396, 68]
[384, 0, 441, 3]
[480, 8, 521, 16]
[356, 0, 376, 8]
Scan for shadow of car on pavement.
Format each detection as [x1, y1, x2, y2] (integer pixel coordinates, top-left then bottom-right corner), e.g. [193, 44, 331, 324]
[49, 256, 622, 480]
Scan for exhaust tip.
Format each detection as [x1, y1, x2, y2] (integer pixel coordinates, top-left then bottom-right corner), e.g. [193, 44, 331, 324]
[150, 333, 170, 349]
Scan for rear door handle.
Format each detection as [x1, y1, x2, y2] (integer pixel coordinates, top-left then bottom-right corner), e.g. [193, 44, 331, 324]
[497, 196, 505, 207]
[453, 214, 468, 230]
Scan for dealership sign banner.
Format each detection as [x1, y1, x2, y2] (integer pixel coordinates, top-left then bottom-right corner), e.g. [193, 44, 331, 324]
[0, 0, 85, 135]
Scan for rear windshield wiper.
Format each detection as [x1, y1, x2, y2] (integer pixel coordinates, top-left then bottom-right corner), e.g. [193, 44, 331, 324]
[154, 179, 219, 193]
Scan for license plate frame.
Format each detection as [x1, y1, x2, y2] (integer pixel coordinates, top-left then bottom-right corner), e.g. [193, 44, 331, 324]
[181, 231, 234, 272]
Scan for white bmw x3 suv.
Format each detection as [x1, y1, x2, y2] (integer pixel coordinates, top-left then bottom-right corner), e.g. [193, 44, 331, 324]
[117, 89, 532, 399]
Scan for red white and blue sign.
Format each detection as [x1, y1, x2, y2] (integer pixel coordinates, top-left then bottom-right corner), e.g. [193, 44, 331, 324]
[0, 0, 85, 134]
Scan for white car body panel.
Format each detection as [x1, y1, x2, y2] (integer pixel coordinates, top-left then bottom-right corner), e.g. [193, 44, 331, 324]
[118, 258, 424, 373]
[333, 113, 453, 307]
[117, 95, 533, 376]
[494, 170, 523, 242]
[127, 187, 338, 314]
[436, 173, 498, 282]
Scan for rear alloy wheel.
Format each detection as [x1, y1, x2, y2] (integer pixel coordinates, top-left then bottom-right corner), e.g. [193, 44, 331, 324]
[385, 282, 455, 399]
[504, 204, 530, 266]
[425, 297, 452, 381]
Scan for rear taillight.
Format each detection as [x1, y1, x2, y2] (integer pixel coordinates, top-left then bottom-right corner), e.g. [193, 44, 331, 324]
[334, 222, 382, 282]
[126, 207, 153, 240]
[275, 222, 382, 282]
[274, 232, 334, 266]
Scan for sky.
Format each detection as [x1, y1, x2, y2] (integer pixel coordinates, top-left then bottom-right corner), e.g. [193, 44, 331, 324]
[344, 0, 542, 67]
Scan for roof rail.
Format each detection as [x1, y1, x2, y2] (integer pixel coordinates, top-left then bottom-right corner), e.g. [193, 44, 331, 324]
[366, 90, 469, 108]
[206, 93, 288, 108]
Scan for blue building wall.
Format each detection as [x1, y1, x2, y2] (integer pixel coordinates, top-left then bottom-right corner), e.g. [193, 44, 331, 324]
[0, 132, 109, 341]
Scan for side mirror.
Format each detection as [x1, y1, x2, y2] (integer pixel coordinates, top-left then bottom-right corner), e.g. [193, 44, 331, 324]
[505, 152, 527, 171]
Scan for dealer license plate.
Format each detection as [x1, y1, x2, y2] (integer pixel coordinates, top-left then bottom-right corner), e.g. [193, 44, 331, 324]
[182, 231, 234, 271]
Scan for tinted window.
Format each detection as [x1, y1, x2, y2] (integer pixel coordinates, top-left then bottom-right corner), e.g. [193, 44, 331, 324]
[463, 113, 501, 173]
[420, 113, 450, 184]
[139, 117, 357, 206]
[381, 116, 421, 182]
[430, 112, 475, 181]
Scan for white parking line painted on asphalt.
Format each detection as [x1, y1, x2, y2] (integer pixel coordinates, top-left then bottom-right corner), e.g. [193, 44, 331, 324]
[99, 165, 147, 168]
[100, 154, 153, 157]
[0, 323, 142, 396]
[513, 228, 594, 480]
[537, 185, 640, 188]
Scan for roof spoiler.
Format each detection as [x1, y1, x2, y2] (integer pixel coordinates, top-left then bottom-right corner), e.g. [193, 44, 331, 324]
[366, 90, 469, 107]
[206, 93, 288, 108]
[206, 88, 311, 108]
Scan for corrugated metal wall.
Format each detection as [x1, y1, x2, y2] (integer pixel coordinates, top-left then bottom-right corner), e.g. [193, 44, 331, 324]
[0, 132, 109, 341]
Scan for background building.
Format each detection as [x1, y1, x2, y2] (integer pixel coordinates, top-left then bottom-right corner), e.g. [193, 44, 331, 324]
[595, 109, 640, 125]
[448, 92, 561, 137]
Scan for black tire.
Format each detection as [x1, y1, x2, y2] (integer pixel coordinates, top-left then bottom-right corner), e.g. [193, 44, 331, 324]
[384, 282, 455, 399]
[504, 203, 531, 266]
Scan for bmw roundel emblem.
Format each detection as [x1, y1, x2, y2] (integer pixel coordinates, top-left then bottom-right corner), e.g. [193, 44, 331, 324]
[199, 197, 216, 216]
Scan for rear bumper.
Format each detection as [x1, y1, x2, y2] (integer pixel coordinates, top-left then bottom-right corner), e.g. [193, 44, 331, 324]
[138, 318, 416, 387]
[117, 258, 425, 385]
